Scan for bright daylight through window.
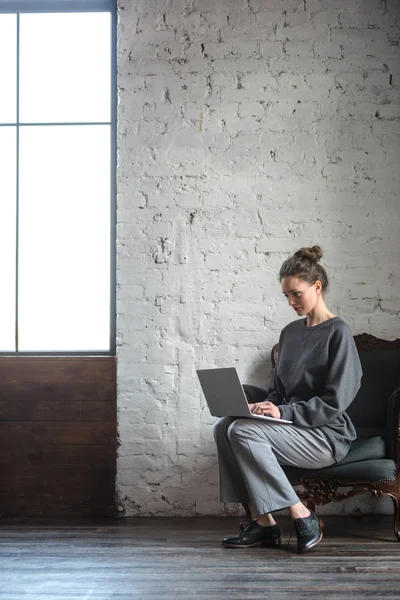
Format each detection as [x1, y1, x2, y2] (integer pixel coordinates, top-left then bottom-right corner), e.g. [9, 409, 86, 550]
[0, 4, 114, 353]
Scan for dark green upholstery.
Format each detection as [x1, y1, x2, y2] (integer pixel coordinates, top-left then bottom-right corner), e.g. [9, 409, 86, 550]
[283, 459, 397, 483]
[336, 435, 387, 465]
[281, 430, 396, 482]
[347, 349, 400, 444]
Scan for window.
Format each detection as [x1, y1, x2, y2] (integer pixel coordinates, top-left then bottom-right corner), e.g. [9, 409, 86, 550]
[0, 0, 116, 354]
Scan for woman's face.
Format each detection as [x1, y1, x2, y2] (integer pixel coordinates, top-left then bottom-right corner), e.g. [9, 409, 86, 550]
[280, 276, 322, 316]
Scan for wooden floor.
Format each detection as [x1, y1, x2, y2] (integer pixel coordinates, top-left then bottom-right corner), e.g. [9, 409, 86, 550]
[1, 516, 400, 599]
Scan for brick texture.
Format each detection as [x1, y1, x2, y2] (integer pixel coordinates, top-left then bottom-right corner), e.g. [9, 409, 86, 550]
[116, 0, 400, 516]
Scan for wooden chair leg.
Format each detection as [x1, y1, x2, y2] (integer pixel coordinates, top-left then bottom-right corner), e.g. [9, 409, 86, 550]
[390, 495, 400, 541]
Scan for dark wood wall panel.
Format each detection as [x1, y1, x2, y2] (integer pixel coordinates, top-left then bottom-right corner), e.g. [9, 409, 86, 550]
[0, 357, 116, 518]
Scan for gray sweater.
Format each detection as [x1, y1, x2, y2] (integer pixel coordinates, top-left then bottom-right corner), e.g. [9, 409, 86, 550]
[267, 316, 363, 463]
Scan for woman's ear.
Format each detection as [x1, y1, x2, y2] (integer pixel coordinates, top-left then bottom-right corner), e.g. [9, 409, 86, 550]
[314, 280, 322, 294]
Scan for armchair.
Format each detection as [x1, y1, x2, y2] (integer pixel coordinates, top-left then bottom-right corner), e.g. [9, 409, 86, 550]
[243, 333, 400, 540]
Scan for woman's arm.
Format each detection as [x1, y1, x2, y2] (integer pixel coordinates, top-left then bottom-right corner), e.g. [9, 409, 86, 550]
[278, 324, 362, 427]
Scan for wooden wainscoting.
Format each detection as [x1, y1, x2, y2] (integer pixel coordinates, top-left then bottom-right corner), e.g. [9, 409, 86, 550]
[0, 357, 116, 518]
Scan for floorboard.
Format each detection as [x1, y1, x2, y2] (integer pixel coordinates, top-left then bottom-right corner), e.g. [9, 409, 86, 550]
[1, 516, 399, 599]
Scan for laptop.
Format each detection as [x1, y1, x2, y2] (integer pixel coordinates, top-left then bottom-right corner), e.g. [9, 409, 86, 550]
[196, 367, 292, 424]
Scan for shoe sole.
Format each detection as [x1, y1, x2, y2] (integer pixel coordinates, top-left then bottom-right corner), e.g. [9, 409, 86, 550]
[298, 519, 324, 553]
[222, 537, 281, 549]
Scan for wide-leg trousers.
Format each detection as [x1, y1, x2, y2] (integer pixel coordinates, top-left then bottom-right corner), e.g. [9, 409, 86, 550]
[213, 417, 336, 517]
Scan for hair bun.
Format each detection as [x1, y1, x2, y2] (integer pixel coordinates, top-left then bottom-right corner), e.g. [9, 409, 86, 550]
[293, 245, 323, 264]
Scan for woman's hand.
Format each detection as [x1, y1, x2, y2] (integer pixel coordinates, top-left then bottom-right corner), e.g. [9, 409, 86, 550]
[249, 401, 281, 419]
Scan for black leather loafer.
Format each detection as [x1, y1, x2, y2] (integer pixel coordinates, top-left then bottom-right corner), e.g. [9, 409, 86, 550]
[222, 520, 281, 548]
[293, 511, 324, 553]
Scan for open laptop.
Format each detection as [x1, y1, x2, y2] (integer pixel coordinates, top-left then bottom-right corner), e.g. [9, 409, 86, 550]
[196, 367, 292, 424]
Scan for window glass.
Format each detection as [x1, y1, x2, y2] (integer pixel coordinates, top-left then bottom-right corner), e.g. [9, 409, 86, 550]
[20, 12, 111, 123]
[0, 14, 17, 123]
[18, 125, 111, 351]
[0, 127, 17, 350]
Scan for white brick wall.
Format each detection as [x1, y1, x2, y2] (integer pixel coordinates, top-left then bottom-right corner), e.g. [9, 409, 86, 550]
[116, 0, 400, 516]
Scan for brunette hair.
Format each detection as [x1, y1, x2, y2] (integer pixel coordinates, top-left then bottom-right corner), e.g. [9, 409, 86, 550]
[279, 245, 329, 293]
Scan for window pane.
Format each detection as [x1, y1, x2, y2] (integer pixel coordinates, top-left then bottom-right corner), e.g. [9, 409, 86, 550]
[18, 125, 111, 351]
[20, 12, 111, 123]
[0, 128, 16, 351]
[0, 14, 17, 123]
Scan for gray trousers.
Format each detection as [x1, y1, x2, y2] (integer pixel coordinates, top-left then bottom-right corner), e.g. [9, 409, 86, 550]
[213, 417, 336, 517]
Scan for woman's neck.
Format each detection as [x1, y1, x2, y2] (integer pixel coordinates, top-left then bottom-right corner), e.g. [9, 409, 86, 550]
[305, 307, 336, 327]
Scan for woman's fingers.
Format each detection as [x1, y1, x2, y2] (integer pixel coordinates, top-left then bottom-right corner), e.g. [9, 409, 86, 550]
[249, 400, 280, 419]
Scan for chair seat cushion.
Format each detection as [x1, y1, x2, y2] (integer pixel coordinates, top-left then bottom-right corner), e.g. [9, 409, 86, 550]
[283, 458, 397, 483]
[337, 436, 387, 465]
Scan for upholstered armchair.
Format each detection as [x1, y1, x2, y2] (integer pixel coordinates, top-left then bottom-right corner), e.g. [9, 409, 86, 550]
[243, 333, 400, 540]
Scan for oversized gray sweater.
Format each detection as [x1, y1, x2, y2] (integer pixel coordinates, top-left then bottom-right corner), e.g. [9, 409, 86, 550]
[267, 316, 363, 463]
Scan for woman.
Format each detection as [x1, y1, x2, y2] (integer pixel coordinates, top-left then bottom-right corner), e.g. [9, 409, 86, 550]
[213, 245, 363, 552]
